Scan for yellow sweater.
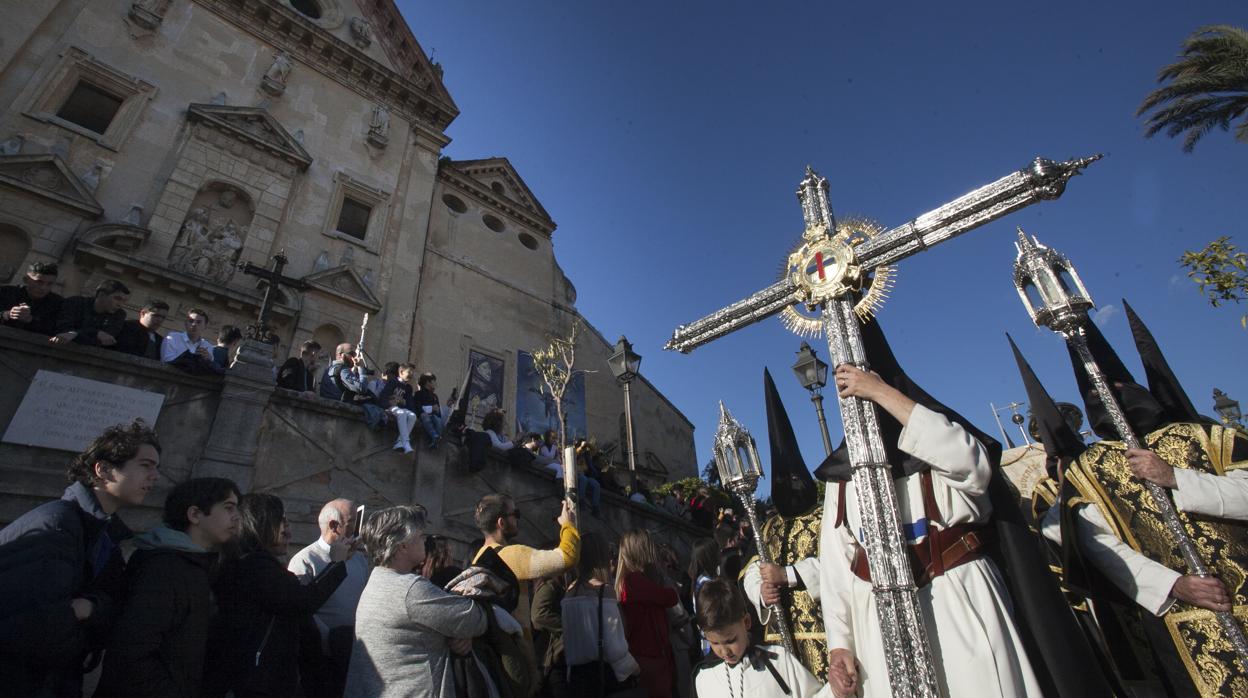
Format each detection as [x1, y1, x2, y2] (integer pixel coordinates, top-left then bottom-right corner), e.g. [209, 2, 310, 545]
[475, 522, 580, 632]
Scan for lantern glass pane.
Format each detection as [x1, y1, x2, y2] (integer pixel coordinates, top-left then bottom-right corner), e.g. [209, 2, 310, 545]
[1023, 282, 1043, 310]
[1037, 270, 1064, 304]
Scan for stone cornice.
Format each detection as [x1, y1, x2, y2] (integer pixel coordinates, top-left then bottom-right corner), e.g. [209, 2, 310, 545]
[359, 0, 454, 108]
[438, 163, 556, 237]
[188, 0, 458, 134]
[187, 103, 312, 171]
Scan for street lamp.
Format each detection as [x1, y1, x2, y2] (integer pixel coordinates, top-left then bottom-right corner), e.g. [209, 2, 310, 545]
[1213, 389, 1243, 427]
[608, 336, 642, 491]
[791, 341, 833, 455]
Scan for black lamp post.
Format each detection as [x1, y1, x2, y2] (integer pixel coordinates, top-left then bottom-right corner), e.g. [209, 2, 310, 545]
[791, 341, 833, 455]
[608, 336, 642, 491]
[1213, 388, 1243, 428]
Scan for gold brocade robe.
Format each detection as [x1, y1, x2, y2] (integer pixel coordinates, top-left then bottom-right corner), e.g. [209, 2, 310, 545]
[750, 506, 827, 679]
[1065, 422, 1248, 698]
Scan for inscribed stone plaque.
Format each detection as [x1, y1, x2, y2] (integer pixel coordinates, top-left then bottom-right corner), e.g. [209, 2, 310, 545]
[2, 370, 165, 452]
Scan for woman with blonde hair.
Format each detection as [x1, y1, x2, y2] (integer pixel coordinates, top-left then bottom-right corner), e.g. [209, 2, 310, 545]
[616, 530, 679, 698]
[562, 532, 640, 696]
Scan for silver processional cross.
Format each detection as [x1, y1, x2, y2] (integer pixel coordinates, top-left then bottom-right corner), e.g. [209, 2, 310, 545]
[666, 154, 1100, 696]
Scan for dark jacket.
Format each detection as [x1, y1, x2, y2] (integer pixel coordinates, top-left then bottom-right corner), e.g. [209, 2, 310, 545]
[204, 550, 347, 697]
[0, 284, 63, 336]
[114, 320, 163, 360]
[0, 482, 132, 697]
[55, 296, 126, 347]
[94, 526, 218, 697]
[277, 357, 315, 392]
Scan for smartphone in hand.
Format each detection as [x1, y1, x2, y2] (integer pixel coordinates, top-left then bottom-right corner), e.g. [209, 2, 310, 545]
[353, 504, 365, 538]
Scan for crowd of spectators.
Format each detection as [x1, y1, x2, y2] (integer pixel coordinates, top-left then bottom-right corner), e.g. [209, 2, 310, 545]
[0, 417, 796, 698]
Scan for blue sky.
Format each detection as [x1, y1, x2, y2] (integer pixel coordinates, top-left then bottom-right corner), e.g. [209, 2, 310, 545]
[399, 1, 1248, 494]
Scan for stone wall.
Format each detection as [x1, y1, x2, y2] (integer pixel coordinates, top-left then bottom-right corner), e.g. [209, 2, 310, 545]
[0, 326, 707, 560]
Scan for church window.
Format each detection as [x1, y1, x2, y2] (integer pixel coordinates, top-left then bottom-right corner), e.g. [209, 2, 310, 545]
[482, 213, 505, 233]
[491, 181, 505, 196]
[0, 225, 31, 284]
[290, 0, 322, 19]
[442, 194, 467, 214]
[335, 197, 372, 240]
[517, 232, 539, 251]
[55, 82, 124, 135]
[22, 47, 155, 151]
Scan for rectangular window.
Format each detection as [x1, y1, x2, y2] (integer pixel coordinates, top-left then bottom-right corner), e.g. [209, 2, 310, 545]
[335, 197, 372, 240]
[56, 82, 124, 135]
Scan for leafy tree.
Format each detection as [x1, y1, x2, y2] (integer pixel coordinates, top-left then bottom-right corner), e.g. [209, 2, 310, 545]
[1136, 25, 1248, 152]
[1179, 236, 1248, 328]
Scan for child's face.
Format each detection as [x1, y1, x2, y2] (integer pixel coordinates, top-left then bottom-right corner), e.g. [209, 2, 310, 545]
[703, 616, 751, 665]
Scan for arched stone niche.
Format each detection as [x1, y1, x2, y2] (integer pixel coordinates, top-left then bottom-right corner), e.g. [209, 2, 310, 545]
[0, 224, 31, 283]
[312, 323, 345, 355]
[168, 182, 255, 284]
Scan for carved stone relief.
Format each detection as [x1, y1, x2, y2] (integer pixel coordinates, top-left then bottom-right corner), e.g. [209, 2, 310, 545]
[169, 183, 254, 283]
[349, 17, 373, 50]
[366, 105, 389, 148]
[128, 0, 172, 31]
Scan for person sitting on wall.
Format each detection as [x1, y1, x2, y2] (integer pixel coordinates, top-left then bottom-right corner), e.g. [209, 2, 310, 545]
[0, 261, 63, 336]
[319, 343, 368, 402]
[413, 372, 447, 449]
[51, 279, 129, 347]
[212, 325, 243, 369]
[161, 308, 224, 375]
[115, 299, 169, 360]
[277, 340, 321, 397]
[377, 362, 418, 453]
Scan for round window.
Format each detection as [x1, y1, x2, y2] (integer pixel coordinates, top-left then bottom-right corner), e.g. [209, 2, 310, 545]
[442, 194, 467, 214]
[290, 0, 322, 19]
[518, 232, 539, 250]
[482, 214, 505, 233]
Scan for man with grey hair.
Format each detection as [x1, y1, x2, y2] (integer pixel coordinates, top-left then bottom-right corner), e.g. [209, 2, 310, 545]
[289, 498, 368, 698]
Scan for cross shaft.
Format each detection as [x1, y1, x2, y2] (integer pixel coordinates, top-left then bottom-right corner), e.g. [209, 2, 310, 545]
[238, 250, 310, 342]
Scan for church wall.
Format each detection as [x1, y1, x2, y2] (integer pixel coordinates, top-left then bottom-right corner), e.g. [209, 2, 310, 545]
[0, 328, 703, 564]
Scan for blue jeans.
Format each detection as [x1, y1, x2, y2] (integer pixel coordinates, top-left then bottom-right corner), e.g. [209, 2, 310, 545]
[419, 411, 444, 441]
[577, 473, 601, 510]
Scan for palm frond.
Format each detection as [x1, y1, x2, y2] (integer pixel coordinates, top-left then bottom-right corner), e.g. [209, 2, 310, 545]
[1137, 24, 1248, 151]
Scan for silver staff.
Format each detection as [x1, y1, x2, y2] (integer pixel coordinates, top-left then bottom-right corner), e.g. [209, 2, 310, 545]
[711, 402, 796, 656]
[1012, 229, 1248, 669]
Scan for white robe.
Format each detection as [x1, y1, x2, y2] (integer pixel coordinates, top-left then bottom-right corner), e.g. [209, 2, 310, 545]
[1041, 467, 1248, 616]
[694, 645, 830, 698]
[817, 405, 1040, 697]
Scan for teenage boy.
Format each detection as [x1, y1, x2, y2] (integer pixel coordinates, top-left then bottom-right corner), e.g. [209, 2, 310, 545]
[0, 420, 161, 696]
[162, 307, 223, 375]
[52, 279, 129, 347]
[414, 372, 445, 448]
[94, 477, 241, 697]
[0, 260, 63, 336]
[693, 578, 825, 698]
[116, 299, 169, 360]
[277, 339, 322, 396]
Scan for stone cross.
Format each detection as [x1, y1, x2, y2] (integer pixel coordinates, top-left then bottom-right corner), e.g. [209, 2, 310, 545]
[666, 154, 1100, 696]
[238, 250, 309, 343]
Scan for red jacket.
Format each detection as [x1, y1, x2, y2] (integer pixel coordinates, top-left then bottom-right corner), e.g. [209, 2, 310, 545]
[618, 571, 678, 660]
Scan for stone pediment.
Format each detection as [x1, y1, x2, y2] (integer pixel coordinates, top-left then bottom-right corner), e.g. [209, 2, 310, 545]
[186, 103, 312, 171]
[304, 265, 381, 312]
[441, 157, 554, 233]
[0, 154, 103, 217]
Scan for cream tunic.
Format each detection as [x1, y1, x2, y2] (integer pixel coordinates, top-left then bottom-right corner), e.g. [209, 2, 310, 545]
[817, 404, 1040, 697]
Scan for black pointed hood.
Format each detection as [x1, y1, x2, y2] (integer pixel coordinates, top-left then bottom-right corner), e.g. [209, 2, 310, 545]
[1067, 318, 1166, 440]
[763, 368, 818, 517]
[816, 317, 1002, 481]
[1009, 334, 1086, 479]
[1123, 299, 1207, 425]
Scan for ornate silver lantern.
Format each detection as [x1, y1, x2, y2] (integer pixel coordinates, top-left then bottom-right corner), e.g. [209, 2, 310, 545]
[711, 402, 796, 654]
[1012, 231, 1248, 668]
[1012, 228, 1093, 335]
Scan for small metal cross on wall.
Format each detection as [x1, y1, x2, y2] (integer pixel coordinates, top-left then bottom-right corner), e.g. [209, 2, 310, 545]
[238, 250, 310, 343]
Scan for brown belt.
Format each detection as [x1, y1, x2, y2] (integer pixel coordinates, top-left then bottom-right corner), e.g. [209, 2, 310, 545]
[849, 524, 992, 588]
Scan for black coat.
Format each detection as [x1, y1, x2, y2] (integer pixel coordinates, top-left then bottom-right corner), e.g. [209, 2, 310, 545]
[0, 284, 63, 336]
[204, 550, 347, 697]
[0, 482, 131, 696]
[93, 544, 218, 697]
[55, 296, 126, 346]
[114, 320, 163, 360]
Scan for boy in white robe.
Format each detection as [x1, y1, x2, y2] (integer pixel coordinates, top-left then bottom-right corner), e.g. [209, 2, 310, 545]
[693, 578, 827, 698]
[819, 364, 1041, 698]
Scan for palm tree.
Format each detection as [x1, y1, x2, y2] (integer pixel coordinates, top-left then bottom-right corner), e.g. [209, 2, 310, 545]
[1137, 25, 1248, 152]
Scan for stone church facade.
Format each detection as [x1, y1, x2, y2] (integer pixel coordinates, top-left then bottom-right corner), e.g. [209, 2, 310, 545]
[0, 0, 696, 484]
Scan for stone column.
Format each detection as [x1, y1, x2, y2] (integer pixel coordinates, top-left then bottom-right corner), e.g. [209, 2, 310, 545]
[192, 339, 275, 491]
